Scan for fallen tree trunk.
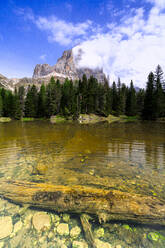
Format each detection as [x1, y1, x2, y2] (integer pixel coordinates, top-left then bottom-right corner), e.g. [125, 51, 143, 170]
[0, 180, 165, 226]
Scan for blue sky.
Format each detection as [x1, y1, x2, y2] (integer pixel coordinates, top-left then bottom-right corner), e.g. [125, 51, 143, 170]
[0, 0, 165, 87]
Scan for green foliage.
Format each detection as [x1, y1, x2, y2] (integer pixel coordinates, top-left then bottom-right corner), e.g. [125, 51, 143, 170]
[46, 79, 62, 117]
[38, 84, 46, 117]
[143, 72, 155, 120]
[0, 65, 165, 121]
[25, 85, 38, 117]
[126, 80, 137, 116]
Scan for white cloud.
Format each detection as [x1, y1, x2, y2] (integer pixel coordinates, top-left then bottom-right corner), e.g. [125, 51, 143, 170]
[39, 54, 47, 61]
[35, 16, 92, 46]
[73, 4, 165, 87]
[146, 0, 165, 9]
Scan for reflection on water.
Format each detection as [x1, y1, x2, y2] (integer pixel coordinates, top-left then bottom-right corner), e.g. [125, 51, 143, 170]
[0, 121, 165, 247]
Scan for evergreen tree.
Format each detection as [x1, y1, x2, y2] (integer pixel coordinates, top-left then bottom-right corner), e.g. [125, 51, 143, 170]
[38, 84, 46, 117]
[104, 80, 112, 116]
[97, 83, 106, 115]
[143, 72, 155, 119]
[79, 74, 88, 114]
[120, 83, 128, 115]
[112, 81, 119, 115]
[136, 89, 145, 116]
[126, 80, 137, 116]
[46, 78, 62, 117]
[13, 88, 22, 119]
[87, 76, 98, 113]
[61, 79, 75, 117]
[18, 86, 25, 117]
[116, 78, 123, 115]
[3, 90, 14, 117]
[154, 65, 165, 117]
[25, 85, 38, 117]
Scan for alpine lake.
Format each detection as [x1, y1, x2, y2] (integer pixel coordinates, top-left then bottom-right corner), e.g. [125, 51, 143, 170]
[0, 120, 165, 248]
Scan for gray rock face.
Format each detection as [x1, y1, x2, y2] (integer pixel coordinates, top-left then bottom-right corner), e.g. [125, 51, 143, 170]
[0, 48, 107, 91]
[33, 49, 107, 83]
[0, 73, 14, 90]
[33, 64, 54, 78]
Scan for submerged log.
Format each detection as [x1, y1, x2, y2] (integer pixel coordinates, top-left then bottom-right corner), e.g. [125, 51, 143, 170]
[0, 180, 165, 226]
[80, 214, 97, 248]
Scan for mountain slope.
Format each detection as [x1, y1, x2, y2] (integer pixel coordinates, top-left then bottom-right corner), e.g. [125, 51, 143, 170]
[0, 48, 107, 91]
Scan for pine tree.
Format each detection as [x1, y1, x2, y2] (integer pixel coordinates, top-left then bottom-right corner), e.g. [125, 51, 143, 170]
[104, 80, 112, 116]
[38, 84, 46, 117]
[136, 89, 145, 116]
[60, 79, 75, 117]
[120, 83, 127, 115]
[87, 76, 98, 113]
[143, 72, 155, 120]
[126, 80, 137, 116]
[25, 85, 38, 117]
[79, 74, 88, 114]
[97, 83, 106, 116]
[18, 86, 25, 117]
[116, 78, 123, 115]
[46, 78, 62, 117]
[13, 88, 22, 119]
[112, 81, 119, 115]
[154, 65, 165, 118]
[2, 90, 14, 117]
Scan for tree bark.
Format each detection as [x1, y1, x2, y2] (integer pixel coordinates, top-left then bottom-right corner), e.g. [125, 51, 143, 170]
[0, 180, 165, 226]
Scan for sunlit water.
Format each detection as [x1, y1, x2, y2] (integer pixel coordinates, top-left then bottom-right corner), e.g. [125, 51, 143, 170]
[0, 121, 165, 247]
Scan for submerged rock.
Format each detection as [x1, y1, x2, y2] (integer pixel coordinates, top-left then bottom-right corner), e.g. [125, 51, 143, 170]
[94, 239, 112, 248]
[57, 223, 69, 236]
[70, 226, 81, 238]
[0, 242, 4, 248]
[0, 216, 13, 239]
[13, 221, 22, 234]
[51, 214, 60, 223]
[62, 213, 70, 223]
[94, 227, 104, 238]
[148, 232, 160, 242]
[32, 212, 51, 232]
[115, 245, 122, 248]
[72, 240, 88, 248]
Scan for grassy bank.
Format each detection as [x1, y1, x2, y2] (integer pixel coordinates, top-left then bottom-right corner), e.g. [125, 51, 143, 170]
[50, 115, 67, 124]
[21, 118, 45, 122]
[0, 117, 12, 123]
[78, 114, 139, 124]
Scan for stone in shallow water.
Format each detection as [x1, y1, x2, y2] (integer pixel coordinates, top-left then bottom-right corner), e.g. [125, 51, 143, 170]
[72, 240, 88, 248]
[94, 239, 112, 248]
[51, 214, 60, 223]
[13, 221, 22, 234]
[57, 223, 69, 236]
[62, 213, 70, 223]
[0, 216, 13, 240]
[32, 212, 51, 232]
[94, 227, 104, 238]
[116, 245, 122, 248]
[0, 242, 4, 248]
[70, 226, 81, 238]
[148, 232, 159, 242]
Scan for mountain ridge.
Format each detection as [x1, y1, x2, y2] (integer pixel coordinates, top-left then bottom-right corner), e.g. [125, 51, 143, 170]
[0, 48, 107, 91]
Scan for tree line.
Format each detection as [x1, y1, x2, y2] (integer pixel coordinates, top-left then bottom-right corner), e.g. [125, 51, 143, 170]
[0, 65, 165, 120]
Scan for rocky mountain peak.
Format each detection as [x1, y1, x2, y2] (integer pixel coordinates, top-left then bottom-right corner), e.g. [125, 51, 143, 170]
[33, 48, 107, 83]
[33, 64, 54, 78]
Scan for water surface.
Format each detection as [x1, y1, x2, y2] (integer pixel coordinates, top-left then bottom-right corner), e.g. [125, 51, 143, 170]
[0, 121, 165, 247]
